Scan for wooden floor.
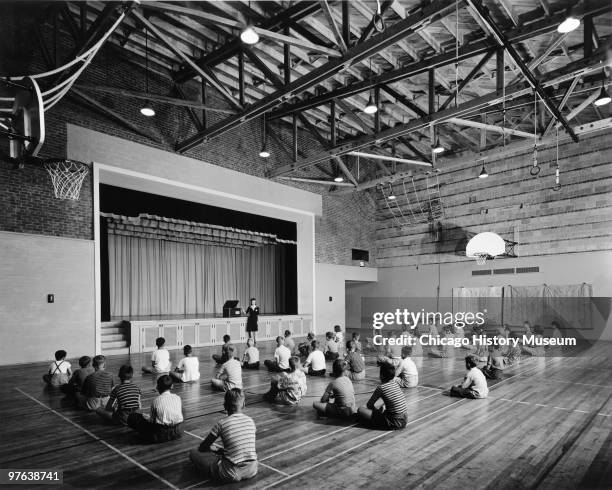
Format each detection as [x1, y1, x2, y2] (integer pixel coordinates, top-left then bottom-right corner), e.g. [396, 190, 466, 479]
[1, 341, 611, 489]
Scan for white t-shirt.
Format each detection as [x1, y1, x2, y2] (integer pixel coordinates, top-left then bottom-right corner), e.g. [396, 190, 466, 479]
[397, 358, 418, 384]
[244, 346, 260, 364]
[178, 356, 200, 382]
[274, 345, 291, 369]
[304, 350, 326, 371]
[462, 367, 489, 398]
[151, 348, 171, 373]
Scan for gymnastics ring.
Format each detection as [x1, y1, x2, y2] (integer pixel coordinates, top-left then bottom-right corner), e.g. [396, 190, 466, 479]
[552, 184, 562, 191]
[530, 165, 541, 176]
[373, 13, 385, 32]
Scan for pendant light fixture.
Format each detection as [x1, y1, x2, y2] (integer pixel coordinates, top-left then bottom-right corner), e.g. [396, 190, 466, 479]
[557, 7, 580, 33]
[363, 59, 378, 114]
[334, 175, 345, 183]
[240, 2, 259, 45]
[478, 162, 489, 179]
[259, 113, 270, 158]
[432, 135, 445, 154]
[140, 27, 155, 117]
[552, 127, 561, 191]
[530, 90, 540, 176]
[594, 77, 611, 106]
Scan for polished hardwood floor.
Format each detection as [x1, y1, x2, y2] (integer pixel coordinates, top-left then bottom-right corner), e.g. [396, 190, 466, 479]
[1, 340, 610, 489]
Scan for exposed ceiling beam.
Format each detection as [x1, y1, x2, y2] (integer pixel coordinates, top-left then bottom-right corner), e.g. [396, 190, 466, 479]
[319, 0, 348, 53]
[542, 75, 580, 136]
[348, 151, 432, 167]
[140, 1, 241, 28]
[277, 176, 355, 187]
[251, 27, 341, 57]
[173, 1, 321, 83]
[266, 51, 606, 178]
[132, 10, 242, 111]
[439, 50, 495, 111]
[448, 117, 533, 138]
[175, 0, 459, 152]
[267, 2, 610, 119]
[465, 0, 577, 141]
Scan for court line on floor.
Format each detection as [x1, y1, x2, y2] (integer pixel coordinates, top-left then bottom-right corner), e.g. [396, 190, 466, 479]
[183, 430, 290, 485]
[497, 398, 610, 417]
[543, 378, 612, 389]
[14, 388, 179, 490]
[262, 357, 550, 488]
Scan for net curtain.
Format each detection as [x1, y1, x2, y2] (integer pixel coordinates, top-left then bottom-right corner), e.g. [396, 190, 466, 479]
[108, 234, 286, 317]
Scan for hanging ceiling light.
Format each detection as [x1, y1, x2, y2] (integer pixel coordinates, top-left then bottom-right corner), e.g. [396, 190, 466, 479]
[557, 8, 580, 33]
[478, 162, 488, 179]
[259, 114, 270, 157]
[432, 137, 444, 154]
[259, 144, 270, 158]
[594, 80, 611, 106]
[364, 93, 378, 114]
[334, 175, 344, 183]
[140, 27, 155, 117]
[240, 25, 259, 45]
[388, 193, 396, 200]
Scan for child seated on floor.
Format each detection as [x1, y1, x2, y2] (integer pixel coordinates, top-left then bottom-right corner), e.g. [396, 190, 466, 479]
[303, 340, 326, 376]
[61, 355, 93, 396]
[550, 320, 563, 340]
[97, 364, 141, 425]
[351, 332, 363, 355]
[242, 338, 260, 370]
[395, 346, 418, 388]
[358, 363, 408, 430]
[264, 336, 291, 372]
[522, 325, 545, 357]
[324, 332, 339, 361]
[189, 389, 257, 483]
[142, 337, 171, 374]
[78, 355, 114, 411]
[411, 326, 423, 358]
[428, 325, 455, 358]
[298, 332, 315, 358]
[284, 330, 295, 353]
[263, 356, 307, 405]
[481, 343, 504, 380]
[450, 354, 489, 399]
[345, 340, 366, 381]
[211, 347, 243, 391]
[127, 375, 183, 443]
[377, 333, 402, 368]
[313, 359, 356, 419]
[212, 335, 234, 365]
[43, 350, 72, 387]
[333, 325, 344, 353]
[170, 345, 200, 383]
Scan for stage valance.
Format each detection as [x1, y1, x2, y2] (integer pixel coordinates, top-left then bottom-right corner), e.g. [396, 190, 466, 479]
[101, 213, 297, 248]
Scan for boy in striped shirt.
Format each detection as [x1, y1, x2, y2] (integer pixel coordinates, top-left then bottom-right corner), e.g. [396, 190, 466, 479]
[358, 363, 408, 430]
[211, 346, 243, 391]
[127, 375, 183, 443]
[190, 389, 257, 483]
[97, 365, 141, 425]
[78, 355, 114, 411]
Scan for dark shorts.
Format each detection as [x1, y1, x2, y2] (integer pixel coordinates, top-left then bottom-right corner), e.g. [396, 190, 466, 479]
[325, 352, 339, 361]
[325, 403, 354, 418]
[127, 413, 183, 443]
[370, 409, 407, 430]
[243, 361, 260, 370]
[308, 367, 326, 376]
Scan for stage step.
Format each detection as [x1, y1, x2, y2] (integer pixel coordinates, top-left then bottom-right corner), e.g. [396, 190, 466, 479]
[100, 327, 124, 335]
[102, 347, 130, 356]
[101, 333, 124, 342]
[102, 339, 128, 349]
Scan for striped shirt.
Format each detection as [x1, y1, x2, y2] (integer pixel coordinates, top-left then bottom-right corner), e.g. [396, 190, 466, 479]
[218, 359, 243, 389]
[367, 380, 407, 416]
[83, 370, 114, 398]
[69, 366, 94, 391]
[108, 382, 141, 410]
[345, 351, 365, 373]
[150, 391, 183, 425]
[208, 413, 257, 466]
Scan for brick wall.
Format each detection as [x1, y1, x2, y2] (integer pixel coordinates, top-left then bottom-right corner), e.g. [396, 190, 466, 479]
[0, 23, 378, 265]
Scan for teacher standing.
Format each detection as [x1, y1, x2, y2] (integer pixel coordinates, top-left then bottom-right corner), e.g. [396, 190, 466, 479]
[245, 298, 260, 343]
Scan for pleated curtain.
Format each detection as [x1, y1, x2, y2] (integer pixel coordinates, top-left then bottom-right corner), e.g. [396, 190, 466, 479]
[108, 234, 286, 317]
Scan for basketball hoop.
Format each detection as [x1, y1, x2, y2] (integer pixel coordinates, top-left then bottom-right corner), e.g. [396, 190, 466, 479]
[466, 232, 505, 265]
[44, 159, 89, 200]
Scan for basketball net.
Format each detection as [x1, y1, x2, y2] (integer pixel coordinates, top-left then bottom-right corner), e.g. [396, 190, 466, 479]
[44, 159, 89, 200]
[474, 253, 488, 266]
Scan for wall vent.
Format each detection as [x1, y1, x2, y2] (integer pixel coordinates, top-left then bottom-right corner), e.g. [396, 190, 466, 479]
[472, 270, 492, 276]
[493, 268, 515, 275]
[516, 266, 540, 274]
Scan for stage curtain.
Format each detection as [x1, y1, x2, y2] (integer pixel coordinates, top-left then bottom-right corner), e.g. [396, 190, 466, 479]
[108, 234, 286, 318]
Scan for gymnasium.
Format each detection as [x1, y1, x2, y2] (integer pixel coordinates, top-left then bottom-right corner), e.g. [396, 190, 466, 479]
[1, 0, 611, 488]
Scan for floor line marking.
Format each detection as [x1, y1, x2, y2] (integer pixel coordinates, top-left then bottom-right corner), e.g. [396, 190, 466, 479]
[15, 388, 179, 490]
[259, 389, 443, 462]
[262, 399, 466, 489]
[545, 378, 612, 389]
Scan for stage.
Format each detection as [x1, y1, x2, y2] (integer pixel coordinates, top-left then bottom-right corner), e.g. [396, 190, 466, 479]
[128, 314, 312, 353]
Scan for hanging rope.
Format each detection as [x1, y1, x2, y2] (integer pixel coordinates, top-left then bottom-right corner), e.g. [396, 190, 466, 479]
[530, 89, 541, 175]
[388, 182, 407, 222]
[455, 0, 459, 109]
[553, 126, 561, 191]
[401, 178, 418, 225]
[380, 185, 403, 227]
